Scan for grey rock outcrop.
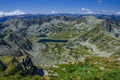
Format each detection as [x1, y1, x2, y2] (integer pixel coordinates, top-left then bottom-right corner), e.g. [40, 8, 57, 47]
[11, 56, 44, 76]
[0, 59, 6, 70]
[21, 55, 44, 76]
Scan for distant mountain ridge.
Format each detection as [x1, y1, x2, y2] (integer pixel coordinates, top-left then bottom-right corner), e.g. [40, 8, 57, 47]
[0, 14, 120, 22]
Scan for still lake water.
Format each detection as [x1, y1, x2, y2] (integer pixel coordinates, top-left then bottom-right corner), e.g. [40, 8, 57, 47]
[39, 39, 68, 42]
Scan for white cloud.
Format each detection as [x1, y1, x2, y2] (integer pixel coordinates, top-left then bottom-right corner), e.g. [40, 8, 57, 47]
[81, 8, 95, 14]
[81, 8, 86, 11]
[116, 12, 120, 15]
[81, 8, 120, 15]
[0, 10, 25, 17]
[51, 11, 58, 14]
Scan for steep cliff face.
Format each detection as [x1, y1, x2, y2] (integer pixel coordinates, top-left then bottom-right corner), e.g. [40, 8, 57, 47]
[0, 32, 32, 56]
[0, 15, 120, 65]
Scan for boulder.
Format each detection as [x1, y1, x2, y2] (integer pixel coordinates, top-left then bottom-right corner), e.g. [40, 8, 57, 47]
[11, 57, 18, 63]
[22, 55, 32, 66]
[21, 55, 44, 76]
[0, 59, 6, 70]
[35, 68, 44, 76]
[29, 64, 44, 76]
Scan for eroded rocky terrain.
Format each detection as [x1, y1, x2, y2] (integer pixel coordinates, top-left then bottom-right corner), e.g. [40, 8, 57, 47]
[0, 15, 120, 79]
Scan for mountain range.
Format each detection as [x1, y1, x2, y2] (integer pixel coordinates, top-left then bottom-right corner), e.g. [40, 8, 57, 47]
[0, 14, 120, 79]
[0, 14, 120, 66]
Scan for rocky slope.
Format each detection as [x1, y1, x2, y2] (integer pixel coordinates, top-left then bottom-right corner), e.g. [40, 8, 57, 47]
[0, 15, 120, 66]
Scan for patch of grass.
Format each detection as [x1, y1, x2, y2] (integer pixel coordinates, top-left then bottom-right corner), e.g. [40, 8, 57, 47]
[0, 56, 120, 80]
[50, 31, 79, 40]
[44, 56, 120, 80]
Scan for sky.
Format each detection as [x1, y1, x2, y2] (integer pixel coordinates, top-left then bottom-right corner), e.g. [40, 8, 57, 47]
[0, 0, 120, 16]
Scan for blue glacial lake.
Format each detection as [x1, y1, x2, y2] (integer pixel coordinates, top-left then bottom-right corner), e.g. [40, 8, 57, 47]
[38, 39, 68, 43]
